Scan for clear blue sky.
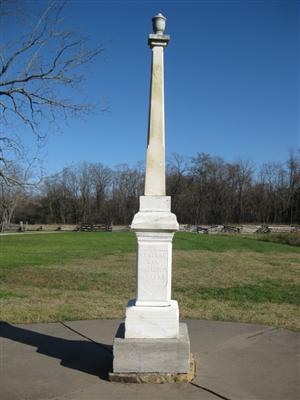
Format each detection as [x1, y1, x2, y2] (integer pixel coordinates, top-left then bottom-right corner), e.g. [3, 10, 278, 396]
[36, 0, 299, 174]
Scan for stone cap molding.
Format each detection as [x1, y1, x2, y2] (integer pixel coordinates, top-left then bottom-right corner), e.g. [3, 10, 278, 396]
[131, 211, 179, 231]
[148, 33, 170, 48]
[131, 195, 179, 231]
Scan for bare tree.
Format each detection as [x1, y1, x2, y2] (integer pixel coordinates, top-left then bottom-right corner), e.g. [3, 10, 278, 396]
[0, 161, 25, 230]
[89, 163, 113, 222]
[0, 0, 104, 184]
[112, 163, 144, 224]
[166, 153, 189, 217]
[286, 150, 300, 224]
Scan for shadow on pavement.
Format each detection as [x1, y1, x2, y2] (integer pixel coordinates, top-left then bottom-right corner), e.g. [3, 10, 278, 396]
[0, 321, 113, 380]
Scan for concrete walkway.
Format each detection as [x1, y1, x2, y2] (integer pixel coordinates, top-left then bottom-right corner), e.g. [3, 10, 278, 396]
[0, 319, 298, 400]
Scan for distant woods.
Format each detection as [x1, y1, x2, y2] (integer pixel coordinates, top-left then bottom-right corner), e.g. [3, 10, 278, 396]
[1, 151, 300, 229]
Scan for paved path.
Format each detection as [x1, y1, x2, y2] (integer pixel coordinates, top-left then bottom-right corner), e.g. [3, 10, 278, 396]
[0, 319, 298, 400]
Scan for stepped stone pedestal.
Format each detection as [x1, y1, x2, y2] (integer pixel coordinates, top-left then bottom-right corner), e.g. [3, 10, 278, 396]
[110, 13, 193, 382]
[125, 196, 179, 340]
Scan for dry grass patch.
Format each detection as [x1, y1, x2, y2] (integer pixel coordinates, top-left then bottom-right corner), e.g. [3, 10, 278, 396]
[173, 250, 300, 288]
[173, 250, 300, 330]
[178, 299, 300, 330]
[1, 249, 299, 330]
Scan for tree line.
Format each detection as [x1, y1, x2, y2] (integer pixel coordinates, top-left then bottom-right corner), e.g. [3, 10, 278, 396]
[1, 151, 299, 230]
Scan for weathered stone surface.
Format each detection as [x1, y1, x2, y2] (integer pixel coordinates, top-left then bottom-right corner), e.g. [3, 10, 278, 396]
[131, 196, 178, 231]
[113, 323, 190, 373]
[131, 210, 178, 231]
[132, 229, 177, 307]
[109, 353, 195, 383]
[144, 43, 166, 197]
[125, 300, 179, 338]
[144, 17, 170, 197]
[130, 200, 179, 310]
[140, 195, 170, 212]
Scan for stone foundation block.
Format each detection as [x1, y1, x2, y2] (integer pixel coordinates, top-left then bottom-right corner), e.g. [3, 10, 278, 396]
[112, 323, 190, 373]
[109, 353, 195, 383]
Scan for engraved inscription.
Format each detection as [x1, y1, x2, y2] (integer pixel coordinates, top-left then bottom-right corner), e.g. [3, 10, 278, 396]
[138, 247, 168, 300]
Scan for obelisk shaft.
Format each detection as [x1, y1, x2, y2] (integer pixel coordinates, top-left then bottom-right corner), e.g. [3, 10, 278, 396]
[144, 35, 169, 196]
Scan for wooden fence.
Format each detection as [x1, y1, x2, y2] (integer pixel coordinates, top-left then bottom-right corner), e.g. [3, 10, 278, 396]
[79, 223, 112, 232]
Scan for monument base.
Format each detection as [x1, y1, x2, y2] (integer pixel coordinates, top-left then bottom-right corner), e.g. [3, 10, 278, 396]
[112, 323, 191, 374]
[125, 299, 179, 338]
[109, 353, 195, 383]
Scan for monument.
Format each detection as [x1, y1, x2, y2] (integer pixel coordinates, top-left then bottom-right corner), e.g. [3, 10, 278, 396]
[109, 13, 193, 383]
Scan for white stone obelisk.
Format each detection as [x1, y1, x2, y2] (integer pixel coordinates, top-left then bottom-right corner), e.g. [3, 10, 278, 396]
[126, 13, 179, 338]
[144, 17, 167, 197]
[111, 14, 191, 377]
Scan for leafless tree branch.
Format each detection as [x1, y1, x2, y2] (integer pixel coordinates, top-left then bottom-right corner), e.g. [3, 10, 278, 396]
[0, 0, 105, 185]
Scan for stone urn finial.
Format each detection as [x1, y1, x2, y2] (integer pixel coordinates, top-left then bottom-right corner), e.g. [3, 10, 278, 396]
[152, 13, 166, 35]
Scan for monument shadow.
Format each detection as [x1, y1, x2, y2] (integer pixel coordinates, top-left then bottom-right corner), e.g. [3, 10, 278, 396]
[0, 321, 113, 380]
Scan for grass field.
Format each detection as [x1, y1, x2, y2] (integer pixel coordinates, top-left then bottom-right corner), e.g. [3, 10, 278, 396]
[0, 232, 299, 330]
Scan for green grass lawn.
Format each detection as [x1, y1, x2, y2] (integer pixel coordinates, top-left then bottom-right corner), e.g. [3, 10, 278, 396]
[0, 232, 299, 330]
